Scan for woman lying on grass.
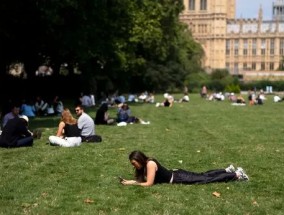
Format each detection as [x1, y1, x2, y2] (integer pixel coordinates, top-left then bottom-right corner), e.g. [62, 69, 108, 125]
[120, 150, 249, 186]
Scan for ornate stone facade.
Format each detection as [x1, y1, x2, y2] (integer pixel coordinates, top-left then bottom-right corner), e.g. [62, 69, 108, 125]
[180, 0, 284, 80]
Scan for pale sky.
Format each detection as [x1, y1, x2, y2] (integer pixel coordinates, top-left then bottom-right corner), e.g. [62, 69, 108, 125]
[236, 0, 273, 20]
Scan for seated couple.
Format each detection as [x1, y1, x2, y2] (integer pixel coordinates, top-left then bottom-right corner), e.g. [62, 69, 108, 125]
[49, 106, 101, 147]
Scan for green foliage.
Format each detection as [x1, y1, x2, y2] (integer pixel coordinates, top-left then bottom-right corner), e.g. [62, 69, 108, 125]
[210, 69, 230, 80]
[200, 69, 240, 92]
[184, 72, 210, 93]
[185, 69, 240, 93]
[0, 0, 204, 94]
[142, 61, 186, 92]
[1, 95, 284, 214]
[225, 84, 241, 93]
[240, 80, 284, 91]
[128, 0, 204, 92]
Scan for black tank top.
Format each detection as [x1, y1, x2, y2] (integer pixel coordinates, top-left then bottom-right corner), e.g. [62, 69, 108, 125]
[64, 123, 81, 137]
[150, 159, 172, 184]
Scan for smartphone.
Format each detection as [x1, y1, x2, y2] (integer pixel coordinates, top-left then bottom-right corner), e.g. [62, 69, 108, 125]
[118, 176, 124, 182]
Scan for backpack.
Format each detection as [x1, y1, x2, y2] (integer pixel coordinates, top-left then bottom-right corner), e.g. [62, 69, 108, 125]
[83, 135, 102, 143]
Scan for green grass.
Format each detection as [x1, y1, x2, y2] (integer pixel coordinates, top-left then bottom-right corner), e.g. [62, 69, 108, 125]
[1, 94, 283, 215]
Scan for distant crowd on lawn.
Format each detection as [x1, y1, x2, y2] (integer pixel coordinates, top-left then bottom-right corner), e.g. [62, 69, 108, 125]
[1, 86, 284, 148]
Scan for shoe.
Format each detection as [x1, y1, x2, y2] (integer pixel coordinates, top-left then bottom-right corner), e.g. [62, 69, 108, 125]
[225, 164, 236, 173]
[141, 121, 150, 125]
[236, 167, 249, 181]
[117, 122, 127, 126]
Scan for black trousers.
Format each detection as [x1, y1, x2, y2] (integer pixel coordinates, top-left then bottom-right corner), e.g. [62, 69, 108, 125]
[0, 136, 33, 148]
[172, 169, 236, 184]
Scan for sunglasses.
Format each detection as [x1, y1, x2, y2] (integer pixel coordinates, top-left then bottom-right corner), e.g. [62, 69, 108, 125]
[75, 109, 80, 112]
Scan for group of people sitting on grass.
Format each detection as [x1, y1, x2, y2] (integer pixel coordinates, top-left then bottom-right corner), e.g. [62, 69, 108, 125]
[248, 89, 267, 105]
[0, 103, 102, 148]
[95, 102, 150, 126]
[0, 92, 250, 188]
[0, 96, 152, 148]
[1, 96, 64, 121]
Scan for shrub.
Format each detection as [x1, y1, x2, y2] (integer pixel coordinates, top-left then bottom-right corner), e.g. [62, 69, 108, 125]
[225, 84, 241, 93]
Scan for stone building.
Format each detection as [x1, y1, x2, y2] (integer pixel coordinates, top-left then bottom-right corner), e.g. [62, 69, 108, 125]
[179, 0, 284, 81]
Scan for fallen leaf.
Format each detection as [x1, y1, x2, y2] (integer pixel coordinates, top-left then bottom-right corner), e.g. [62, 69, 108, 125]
[84, 198, 94, 203]
[252, 200, 259, 207]
[21, 203, 31, 208]
[41, 192, 48, 197]
[212, 191, 221, 198]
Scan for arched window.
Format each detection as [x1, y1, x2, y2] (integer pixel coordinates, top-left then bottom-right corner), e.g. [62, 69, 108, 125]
[200, 0, 207, 10]
[189, 0, 195, 10]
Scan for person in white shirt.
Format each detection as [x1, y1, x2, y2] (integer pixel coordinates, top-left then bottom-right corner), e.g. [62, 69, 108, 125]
[179, 92, 189, 103]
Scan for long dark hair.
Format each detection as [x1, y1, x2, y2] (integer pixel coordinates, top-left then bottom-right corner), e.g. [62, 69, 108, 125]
[129, 150, 149, 182]
[99, 103, 108, 112]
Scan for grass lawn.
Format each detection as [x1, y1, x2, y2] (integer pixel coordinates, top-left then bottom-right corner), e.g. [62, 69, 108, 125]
[0, 94, 283, 214]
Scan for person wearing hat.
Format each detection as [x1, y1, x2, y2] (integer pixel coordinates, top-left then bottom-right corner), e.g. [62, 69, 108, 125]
[0, 115, 34, 148]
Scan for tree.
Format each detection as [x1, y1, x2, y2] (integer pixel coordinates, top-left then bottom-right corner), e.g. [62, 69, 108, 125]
[0, 0, 204, 95]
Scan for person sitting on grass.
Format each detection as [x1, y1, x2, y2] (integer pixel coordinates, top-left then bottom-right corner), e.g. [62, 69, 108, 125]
[0, 115, 34, 148]
[34, 96, 48, 116]
[236, 95, 246, 104]
[117, 104, 149, 125]
[120, 150, 249, 186]
[2, 104, 20, 128]
[95, 103, 115, 125]
[48, 108, 82, 147]
[75, 105, 95, 139]
[75, 105, 102, 142]
[179, 92, 190, 103]
[155, 93, 174, 107]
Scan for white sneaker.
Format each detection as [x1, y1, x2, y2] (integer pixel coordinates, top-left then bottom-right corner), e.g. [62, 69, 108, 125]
[236, 167, 249, 181]
[117, 122, 127, 126]
[141, 121, 150, 125]
[225, 164, 236, 173]
[156, 103, 160, 107]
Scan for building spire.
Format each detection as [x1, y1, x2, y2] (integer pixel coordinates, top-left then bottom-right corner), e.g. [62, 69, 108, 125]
[257, 4, 263, 33]
[258, 4, 263, 21]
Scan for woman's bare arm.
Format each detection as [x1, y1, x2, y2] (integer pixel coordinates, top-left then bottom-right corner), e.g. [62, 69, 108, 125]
[121, 161, 157, 187]
[56, 121, 65, 137]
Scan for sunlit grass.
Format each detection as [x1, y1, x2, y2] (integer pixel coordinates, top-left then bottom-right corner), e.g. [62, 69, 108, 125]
[0, 94, 283, 214]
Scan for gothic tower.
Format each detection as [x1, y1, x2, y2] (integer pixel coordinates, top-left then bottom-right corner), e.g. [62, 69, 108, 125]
[180, 0, 236, 71]
[273, 0, 284, 21]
